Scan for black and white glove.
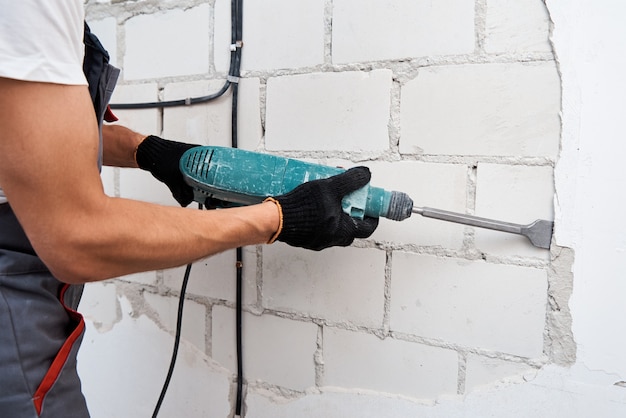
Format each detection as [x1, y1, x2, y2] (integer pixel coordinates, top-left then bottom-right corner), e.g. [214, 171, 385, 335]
[267, 167, 379, 251]
[135, 135, 197, 206]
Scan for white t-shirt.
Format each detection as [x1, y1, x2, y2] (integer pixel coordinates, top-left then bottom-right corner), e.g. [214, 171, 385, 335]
[0, 0, 88, 203]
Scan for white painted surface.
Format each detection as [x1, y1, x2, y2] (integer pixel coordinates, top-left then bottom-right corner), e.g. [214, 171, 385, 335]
[77, 1, 626, 416]
[550, 0, 626, 380]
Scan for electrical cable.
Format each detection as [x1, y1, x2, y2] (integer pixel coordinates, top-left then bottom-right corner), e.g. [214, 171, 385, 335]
[110, 82, 231, 109]
[151, 261, 193, 418]
[235, 246, 244, 417]
[230, 1, 245, 415]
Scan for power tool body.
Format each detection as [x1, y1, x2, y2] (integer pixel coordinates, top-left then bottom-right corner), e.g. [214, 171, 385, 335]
[180, 146, 553, 249]
[180, 146, 413, 221]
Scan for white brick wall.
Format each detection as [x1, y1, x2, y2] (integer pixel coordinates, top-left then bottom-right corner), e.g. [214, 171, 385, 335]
[212, 306, 319, 390]
[162, 247, 258, 306]
[162, 78, 263, 149]
[390, 252, 548, 358]
[263, 244, 386, 327]
[332, 0, 475, 63]
[265, 70, 392, 152]
[464, 354, 537, 392]
[475, 163, 555, 258]
[123, 5, 211, 80]
[484, 0, 553, 53]
[81, 1, 568, 416]
[367, 161, 468, 247]
[215, 0, 326, 71]
[110, 83, 160, 135]
[87, 17, 118, 67]
[400, 62, 561, 157]
[323, 328, 459, 398]
[143, 292, 208, 353]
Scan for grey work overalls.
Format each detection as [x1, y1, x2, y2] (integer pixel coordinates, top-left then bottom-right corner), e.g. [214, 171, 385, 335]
[0, 24, 119, 418]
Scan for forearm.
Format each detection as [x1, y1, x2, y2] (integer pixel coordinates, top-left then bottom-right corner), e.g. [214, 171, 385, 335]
[102, 124, 144, 168]
[38, 196, 278, 283]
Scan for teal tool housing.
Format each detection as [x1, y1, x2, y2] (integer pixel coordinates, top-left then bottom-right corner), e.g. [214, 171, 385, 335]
[180, 146, 413, 221]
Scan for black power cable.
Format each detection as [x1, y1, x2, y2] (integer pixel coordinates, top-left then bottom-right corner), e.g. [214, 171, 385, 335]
[110, 82, 232, 109]
[116, 1, 245, 417]
[151, 262, 193, 418]
[230, 0, 245, 416]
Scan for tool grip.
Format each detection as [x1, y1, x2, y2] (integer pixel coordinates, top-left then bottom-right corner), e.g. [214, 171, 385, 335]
[180, 146, 412, 222]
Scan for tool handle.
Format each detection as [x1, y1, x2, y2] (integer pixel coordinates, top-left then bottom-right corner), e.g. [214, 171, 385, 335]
[413, 207, 523, 234]
[180, 146, 413, 221]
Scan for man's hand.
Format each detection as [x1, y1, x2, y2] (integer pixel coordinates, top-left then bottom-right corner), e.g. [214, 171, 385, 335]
[269, 166, 379, 250]
[135, 135, 198, 206]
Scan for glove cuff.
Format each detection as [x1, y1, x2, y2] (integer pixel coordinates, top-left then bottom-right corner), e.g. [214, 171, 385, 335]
[273, 185, 326, 247]
[135, 135, 170, 171]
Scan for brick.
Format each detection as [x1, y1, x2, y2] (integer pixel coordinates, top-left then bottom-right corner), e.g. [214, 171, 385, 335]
[109, 84, 163, 202]
[163, 78, 263, 150]
[485, 0, 552, 53]
[333, 0, 475, 64]
[113, 83, 169, 205]
[265, 70, 392, 152]
[390, 252, 547, 358]
[109, 83, 160, 135]
[465, 354, 537, 392]
[263, 244, 386, 328]
[215, 0, 325, 72]
[245, 391, 427, 417]
[143, 292, 207, 353]
[162, 247, 257, 306]
[163, 80, 228, 146]
[113, 84, 169, 203]
[212, 306, 318, 390]
[366, 161, 467, 247]
[212, 0, 233, 73]
[78, 297, 231, 418]
[115, 271, 158, 287]
[101, 166, 115, 197]
[323, 328, 458, 398]
[475, 164, 554, 258]
[87, 17, 118, 67]
[400, 62, 561, 158]
[78, 281, 120, 332]
[123, 4, 210, 80]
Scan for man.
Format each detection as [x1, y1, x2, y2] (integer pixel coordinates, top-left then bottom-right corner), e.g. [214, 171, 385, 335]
[0, 1, 377, 416]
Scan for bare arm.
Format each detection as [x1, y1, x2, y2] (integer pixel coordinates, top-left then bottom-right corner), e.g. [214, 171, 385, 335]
[102, 124, 144, 168]
[0, 78, 279, 284]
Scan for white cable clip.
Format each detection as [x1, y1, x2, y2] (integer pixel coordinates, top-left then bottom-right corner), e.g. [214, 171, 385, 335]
[227, 75, 240, 83]
[230, 40, 243, 51]
[184, 97, 192, 105]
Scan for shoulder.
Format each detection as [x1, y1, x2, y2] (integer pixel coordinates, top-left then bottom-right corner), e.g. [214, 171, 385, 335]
[0, 0, 87, 85]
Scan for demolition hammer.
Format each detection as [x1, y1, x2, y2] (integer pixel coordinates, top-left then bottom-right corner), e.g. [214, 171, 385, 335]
[180, 146, 553, 249]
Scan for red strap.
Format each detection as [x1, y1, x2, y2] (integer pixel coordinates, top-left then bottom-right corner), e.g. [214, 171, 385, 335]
[32, 284, 85, 415]
[104, 105, 118, 122]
